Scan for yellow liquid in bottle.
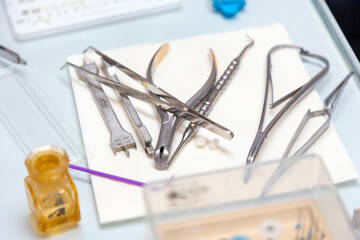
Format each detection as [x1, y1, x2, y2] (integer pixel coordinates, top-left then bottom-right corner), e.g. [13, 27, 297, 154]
[24, 145, 80, 233]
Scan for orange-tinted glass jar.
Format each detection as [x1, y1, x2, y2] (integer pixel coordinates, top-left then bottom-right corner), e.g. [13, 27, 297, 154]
[24, 145, 80, 233]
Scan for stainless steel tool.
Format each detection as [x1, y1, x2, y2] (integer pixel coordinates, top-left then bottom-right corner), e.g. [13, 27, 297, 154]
[244, 45, 330, 183]
[76, 58, 136, 156]
[166, 36, 254, 168]
[102, 60, 154, 156]
[260, 71, 354, 196]
[0, 45, 26, 65]
[146, 43, 217, 170]
[62, 48, 234, 141]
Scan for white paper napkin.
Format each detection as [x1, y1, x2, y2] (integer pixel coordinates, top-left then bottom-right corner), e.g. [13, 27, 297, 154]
[68, 23, 358, 224]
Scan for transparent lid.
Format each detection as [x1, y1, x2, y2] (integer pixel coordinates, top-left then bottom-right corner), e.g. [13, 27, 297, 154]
[0, 57, 86, 165]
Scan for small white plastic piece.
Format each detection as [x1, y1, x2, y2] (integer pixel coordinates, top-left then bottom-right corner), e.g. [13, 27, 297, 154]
[209, 138, 220, 150]
[195, 137, 206, 148]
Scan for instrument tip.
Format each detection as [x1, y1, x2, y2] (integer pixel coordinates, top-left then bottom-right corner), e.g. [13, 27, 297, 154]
[145, 145, 155, 157]
[125, 147, 130, 157]
[59, 62, 68, 70]
[243, 166, 252, 184]
[245, 35, 254, 44]
[154, 147, 169, 171]
[166, 140, 186, 169]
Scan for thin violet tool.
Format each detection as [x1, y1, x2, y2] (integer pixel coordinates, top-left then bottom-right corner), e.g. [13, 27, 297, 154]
[244, 44, 330, 183]
[68, 164, 145, 187]
[260, 71, 354, 197]
[68, 164, 175, 189]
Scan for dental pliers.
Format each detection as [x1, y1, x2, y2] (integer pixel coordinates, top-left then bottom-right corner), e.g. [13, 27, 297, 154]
[146, 43, 217, 170]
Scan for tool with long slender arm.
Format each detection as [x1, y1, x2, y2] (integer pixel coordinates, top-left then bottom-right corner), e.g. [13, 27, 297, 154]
[260, 71, 354, 196]
[102, 60, 155, 156]
[62, 51, 234, 141]
[76, 58, 136, 156]
[166, 36, 254, 168]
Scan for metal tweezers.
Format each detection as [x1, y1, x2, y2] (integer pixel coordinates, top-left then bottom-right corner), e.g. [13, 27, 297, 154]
[62, 47, 234, 142]
[260, 71, 354, 196]
[0, 45, 26, 65]
[244, 44, 330, 182]
[146, 43, 217, 170]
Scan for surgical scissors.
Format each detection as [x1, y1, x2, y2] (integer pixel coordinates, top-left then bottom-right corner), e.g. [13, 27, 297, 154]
[260, 71, 354, 196]
[62, 47, 234, 141]
[146, 43, 217, 170]
[244, 44, 330, 182]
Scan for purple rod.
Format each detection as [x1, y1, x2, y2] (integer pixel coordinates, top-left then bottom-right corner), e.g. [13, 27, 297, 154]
[68, 164, 145, 187]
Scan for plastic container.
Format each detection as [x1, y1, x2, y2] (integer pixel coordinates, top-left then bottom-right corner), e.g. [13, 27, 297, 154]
[144, 155, 357, 240]
[0, 55, 85, 165]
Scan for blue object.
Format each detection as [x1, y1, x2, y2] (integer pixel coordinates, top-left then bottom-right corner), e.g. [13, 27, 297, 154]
[231, 235, 250, 240]
[213, 0, 246, 18]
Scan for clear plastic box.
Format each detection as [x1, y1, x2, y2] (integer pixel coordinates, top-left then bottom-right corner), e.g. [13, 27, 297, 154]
[144, 155, 357, 240]
[0, 55, 86, 165]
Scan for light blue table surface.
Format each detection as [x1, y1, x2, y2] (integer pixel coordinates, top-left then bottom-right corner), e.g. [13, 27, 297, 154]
[1, 0, 360, 239]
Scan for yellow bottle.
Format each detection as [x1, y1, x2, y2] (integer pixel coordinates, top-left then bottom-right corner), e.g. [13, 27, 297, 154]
[24, 145, 81, 233]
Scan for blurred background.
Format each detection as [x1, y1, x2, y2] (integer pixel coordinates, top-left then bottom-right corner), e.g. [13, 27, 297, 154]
[326, 0, 360, 60]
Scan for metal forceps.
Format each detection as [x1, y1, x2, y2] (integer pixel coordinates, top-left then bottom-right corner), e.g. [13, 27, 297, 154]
[63, 47, 234, 141]
[260, 71, 354, 196]
[146, 43, 217, 170]
[244, 45, 330, 182]
[168, 37, 254, 167]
